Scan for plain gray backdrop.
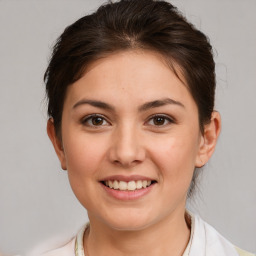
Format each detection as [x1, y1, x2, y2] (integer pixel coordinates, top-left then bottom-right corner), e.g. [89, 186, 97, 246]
[0, 0, 255, 255]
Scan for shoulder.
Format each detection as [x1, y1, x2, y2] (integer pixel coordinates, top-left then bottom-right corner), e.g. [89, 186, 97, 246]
[235, 247, 255, 256]
[27, 225, 87, 256]
[188, 211, 255, 256]
[37, 237, 76, 256]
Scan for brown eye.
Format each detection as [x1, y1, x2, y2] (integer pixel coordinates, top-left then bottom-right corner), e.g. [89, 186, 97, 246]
[92, 116, 104, 126]
[82, 114, 109, 127]
[153, 116, 166, 125]
[147, 115, 174, 127]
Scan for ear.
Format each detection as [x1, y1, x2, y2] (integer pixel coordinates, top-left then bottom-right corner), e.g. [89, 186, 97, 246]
[47, 118, 67, 170]
[195, 111, 221, 167]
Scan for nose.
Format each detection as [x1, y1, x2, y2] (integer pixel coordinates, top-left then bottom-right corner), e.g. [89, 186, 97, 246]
[108, 123, 146, 168]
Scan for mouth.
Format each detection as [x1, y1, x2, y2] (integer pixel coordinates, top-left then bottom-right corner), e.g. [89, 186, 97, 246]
[101, 180, 157, 191]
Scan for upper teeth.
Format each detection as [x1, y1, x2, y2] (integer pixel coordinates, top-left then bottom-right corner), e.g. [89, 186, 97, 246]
[104, 180, 152, 191]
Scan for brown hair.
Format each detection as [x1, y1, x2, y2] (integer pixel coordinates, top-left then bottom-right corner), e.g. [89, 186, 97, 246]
[44, 0, 216, 197]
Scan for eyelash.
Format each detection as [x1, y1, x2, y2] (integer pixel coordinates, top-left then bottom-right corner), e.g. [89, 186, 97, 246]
[81, 114, 110, 127]
[146, 114, 175, 127]
[80, 114, 175, 127]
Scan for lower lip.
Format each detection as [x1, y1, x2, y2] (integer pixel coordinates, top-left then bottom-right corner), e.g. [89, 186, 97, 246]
[100, 183, 155, 200]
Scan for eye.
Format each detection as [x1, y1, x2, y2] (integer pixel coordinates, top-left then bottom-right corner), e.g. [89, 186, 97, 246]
[81, 114, 110, 127]
[147, 115, 174, 126]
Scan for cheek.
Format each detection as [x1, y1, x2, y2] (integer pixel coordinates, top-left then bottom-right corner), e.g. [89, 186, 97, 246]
[62, 132, 108, 178]
[148, 132, 199, 184]
[62, 133, 109, 208]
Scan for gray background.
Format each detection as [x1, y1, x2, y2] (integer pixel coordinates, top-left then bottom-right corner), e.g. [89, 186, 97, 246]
[0, 0, 255, 255]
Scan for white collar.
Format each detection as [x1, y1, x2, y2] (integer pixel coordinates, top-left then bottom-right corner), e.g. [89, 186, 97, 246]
[74, 214, 194, 256]
[74, 211, 239, 256]
[75, 224, 87, 256]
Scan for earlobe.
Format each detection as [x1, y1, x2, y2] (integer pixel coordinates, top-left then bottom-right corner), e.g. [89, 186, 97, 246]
[47, 118, 67, 170]
[195, 111, 221, 167]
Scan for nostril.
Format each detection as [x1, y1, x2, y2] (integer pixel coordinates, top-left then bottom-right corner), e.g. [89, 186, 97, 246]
[108, 135, 146, 167]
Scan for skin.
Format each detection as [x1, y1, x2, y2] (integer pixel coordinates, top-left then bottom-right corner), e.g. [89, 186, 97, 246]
[48, 50, 221, 256]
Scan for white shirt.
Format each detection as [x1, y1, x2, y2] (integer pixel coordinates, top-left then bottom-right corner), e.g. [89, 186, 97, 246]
[37, 212, 255, 256]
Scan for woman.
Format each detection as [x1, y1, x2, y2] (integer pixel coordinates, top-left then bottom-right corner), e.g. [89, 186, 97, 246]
[42, 0, 254, 255]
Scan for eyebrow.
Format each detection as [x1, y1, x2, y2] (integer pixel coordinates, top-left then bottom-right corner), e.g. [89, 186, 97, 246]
[72, 98, 184, 111]
[73, 99, 115, 111]
[138, 98, 185, 111]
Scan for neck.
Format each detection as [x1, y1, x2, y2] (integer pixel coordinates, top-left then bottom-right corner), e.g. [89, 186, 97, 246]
[84, 208, 191, 256]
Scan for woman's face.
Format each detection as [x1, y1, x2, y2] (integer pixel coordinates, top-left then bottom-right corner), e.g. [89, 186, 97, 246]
[53, 50, 206, 230]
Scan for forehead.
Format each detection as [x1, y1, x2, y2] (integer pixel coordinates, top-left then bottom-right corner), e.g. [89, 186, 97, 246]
[64, 50, 194, 110]
[85, 49, 187, 85]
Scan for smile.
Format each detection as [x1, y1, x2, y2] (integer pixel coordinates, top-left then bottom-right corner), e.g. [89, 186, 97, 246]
[102, 180, 156, 191]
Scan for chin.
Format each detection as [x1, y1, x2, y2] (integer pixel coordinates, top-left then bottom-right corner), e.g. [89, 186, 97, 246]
[109, 221, 153, 232]
[98, 211, 158, 232]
